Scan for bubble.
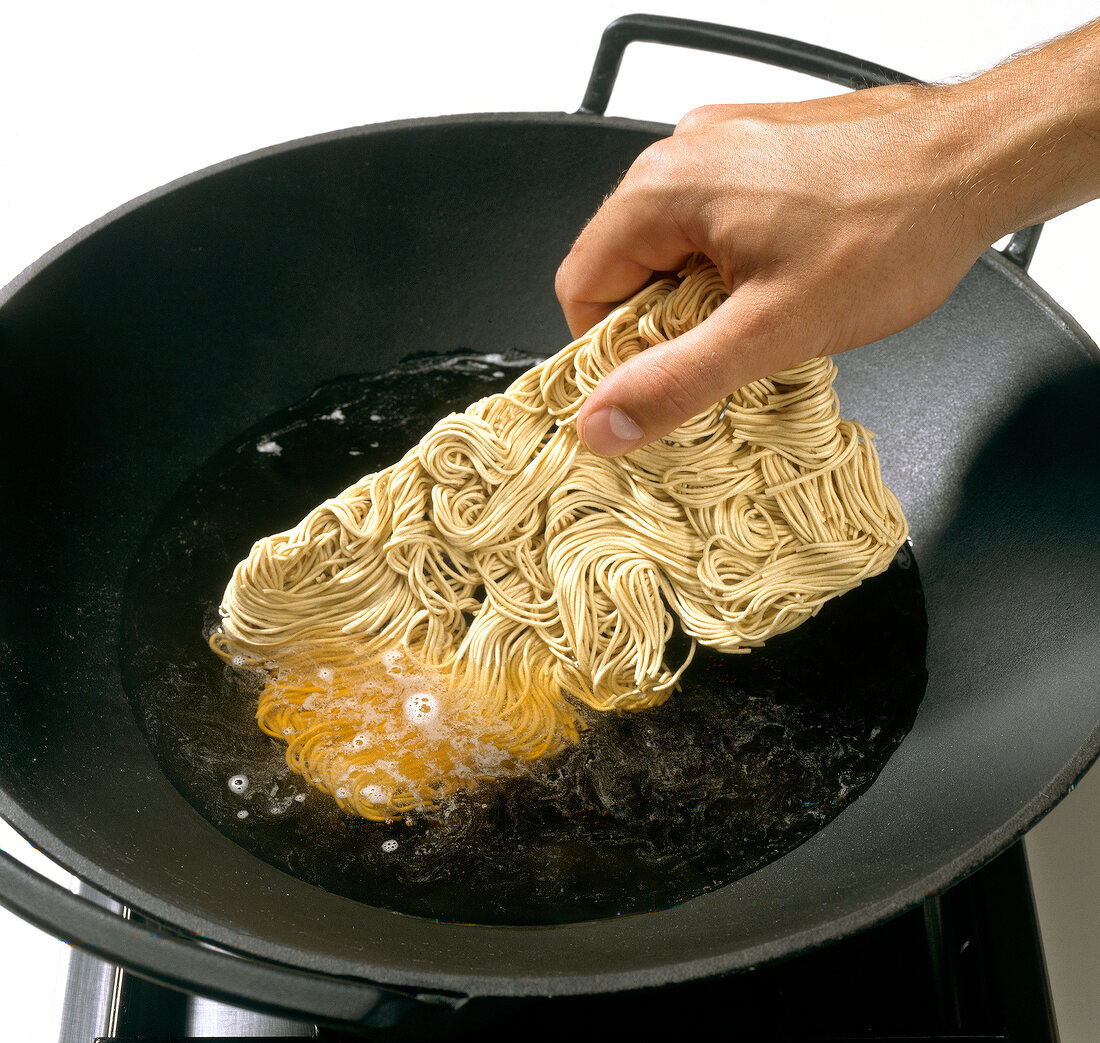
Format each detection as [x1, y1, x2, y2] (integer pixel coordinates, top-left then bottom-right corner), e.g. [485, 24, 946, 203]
[231, 654, 247, 668]
[381, 839, 398, 853]
[237, 810, 249, 819]
[381, 648, 403, 672]
[360, 784, 387, 804]
[335, 786, 350, 799]
[351, 733, 368, 749]
[403, 692, 437, 723]
[227, 774, 248, 794]
[317, 666, 334, 683]
[293, 793, 306, 803]
[282, 727, 292, 736]
[369, 413, 383, 422]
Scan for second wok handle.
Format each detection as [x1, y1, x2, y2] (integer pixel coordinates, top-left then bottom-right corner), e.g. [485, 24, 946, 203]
[578, 12, 911, 107]
[578, 13, 1041, 270]
[0, 847, 469, 1036]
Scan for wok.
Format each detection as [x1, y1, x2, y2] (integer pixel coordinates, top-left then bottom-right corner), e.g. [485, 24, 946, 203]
[1, 13, 1098, 1037]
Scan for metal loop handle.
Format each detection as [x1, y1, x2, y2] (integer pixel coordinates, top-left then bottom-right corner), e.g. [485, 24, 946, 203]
[579, 13, 1041, 270]
[0, 847, 468, 1036]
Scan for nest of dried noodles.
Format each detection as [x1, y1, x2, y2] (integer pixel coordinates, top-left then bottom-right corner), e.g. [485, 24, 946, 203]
[211, 257, 907, 820]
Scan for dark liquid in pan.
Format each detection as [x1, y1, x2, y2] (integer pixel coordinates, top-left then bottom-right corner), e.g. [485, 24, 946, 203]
[121, 352, 928, 926]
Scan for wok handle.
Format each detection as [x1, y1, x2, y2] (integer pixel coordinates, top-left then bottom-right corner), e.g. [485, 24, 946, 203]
[0, 846, 472, 1038]
[578, 13, 1042, 269]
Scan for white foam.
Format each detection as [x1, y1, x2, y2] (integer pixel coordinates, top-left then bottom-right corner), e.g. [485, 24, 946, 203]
[227, 774, 248, 794]
[380, 648, 402, 670]
[381, 839, 398, 853]
[360, 784, 387, 804]
[403, 691, 438, 724]
[256, 439, 282, 455]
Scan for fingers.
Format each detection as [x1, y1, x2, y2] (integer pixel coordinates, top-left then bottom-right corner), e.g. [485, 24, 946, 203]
[555, 140, 699, 339]
[576, 283, 803, 457]
[555, 249, 660, 342]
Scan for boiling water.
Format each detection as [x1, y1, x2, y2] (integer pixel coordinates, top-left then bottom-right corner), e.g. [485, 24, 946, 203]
[120, 351, 927, 925]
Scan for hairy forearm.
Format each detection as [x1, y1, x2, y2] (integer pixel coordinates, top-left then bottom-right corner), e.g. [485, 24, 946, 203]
[938, 19, 1100, 242]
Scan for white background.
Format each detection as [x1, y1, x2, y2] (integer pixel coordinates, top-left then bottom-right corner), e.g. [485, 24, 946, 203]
[2, 2, 1097, 1040]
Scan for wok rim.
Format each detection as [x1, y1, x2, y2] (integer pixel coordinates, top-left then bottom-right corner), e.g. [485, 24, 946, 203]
[1, 108, 1098, 1003]
[1, 732, 1097, 1002]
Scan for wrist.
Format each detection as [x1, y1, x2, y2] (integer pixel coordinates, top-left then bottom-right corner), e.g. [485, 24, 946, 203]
[932, 21, 1100, 245]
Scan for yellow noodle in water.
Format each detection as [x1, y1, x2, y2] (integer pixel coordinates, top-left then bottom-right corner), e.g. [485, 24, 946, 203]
[211, 256, 908, 821]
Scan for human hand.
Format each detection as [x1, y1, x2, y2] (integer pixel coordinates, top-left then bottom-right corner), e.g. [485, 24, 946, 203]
[556, 20, 1100, 457]
[556, 85, 989, 456]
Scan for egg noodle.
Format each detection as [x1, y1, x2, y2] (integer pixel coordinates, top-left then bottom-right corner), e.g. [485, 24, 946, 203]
[210, 257, 908, 821]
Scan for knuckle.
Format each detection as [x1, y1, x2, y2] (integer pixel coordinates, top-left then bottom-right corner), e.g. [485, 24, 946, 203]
[629, 137, 678, 182]
[553, 256, 573, 300]
[641, 354, 707, 422]
[674, 104, 724, 136]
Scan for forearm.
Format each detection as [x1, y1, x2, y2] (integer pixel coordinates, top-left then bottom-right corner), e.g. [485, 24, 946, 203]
[937, 19, 1100, 243]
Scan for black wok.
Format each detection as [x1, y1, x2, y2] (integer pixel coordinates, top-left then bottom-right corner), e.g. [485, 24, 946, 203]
[0, 14, 1097, 1038]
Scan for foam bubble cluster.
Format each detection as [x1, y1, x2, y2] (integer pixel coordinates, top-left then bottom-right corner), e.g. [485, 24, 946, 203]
[232, 645, 523, 821]
[404, 692, 437, 724]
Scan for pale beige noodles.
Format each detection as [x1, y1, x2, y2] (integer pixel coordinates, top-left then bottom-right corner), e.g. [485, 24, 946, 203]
[211, 256, 908, 821]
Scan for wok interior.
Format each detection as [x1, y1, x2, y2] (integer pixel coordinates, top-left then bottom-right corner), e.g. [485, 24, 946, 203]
[120, 356, 929, 927]
[0, 115, 1097, 995]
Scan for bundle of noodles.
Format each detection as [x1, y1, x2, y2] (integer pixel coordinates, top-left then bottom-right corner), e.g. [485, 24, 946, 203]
[211, 256, 908, 820]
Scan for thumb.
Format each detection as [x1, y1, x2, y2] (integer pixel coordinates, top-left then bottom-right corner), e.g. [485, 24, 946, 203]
[576, 286, 798, 457]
